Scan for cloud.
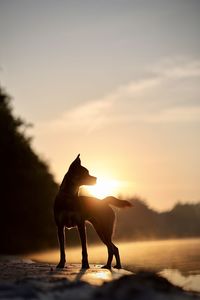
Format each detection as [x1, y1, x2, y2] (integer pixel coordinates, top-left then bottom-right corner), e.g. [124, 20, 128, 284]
[131, 106, 200, 124]
[35, 57, 200, 136]
[153, 58, 200, 79]
[40, 99, 113, 133]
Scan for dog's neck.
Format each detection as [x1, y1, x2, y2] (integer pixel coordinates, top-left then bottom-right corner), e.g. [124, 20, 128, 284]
[59, 172, 80, 198]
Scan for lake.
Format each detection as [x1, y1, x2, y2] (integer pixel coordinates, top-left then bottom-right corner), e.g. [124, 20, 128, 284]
[30, 238, 200, 293]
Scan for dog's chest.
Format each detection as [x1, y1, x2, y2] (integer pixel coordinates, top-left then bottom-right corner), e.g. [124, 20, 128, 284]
[63, 211, 82, 228]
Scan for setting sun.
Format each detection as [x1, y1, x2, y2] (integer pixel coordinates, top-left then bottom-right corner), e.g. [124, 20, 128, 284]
[85, 178, 120, 199]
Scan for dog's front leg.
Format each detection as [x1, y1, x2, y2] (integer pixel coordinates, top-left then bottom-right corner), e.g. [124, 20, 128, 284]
[78, 222, 89, 269]
[56, 225, 66, 268]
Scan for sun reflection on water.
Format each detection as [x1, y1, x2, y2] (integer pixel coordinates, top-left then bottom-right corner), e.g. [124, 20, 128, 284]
[29, 239, 200, 293]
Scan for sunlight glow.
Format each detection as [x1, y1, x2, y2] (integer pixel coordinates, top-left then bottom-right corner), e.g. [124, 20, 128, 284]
[85, 178, 120, 199]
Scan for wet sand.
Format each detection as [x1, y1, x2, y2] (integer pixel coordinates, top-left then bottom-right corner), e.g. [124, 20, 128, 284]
[0, 256, 199, 300]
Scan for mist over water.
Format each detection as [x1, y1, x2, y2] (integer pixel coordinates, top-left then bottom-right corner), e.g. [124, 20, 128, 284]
[30, 238, 200, 272]
[30, 238, 200, 292]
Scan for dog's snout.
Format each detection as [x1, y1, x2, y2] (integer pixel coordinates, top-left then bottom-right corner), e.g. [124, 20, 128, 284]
[90, 175, 97, 185]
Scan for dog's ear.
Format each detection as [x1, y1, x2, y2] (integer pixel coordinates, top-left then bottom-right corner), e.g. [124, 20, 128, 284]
[75, 154, 81, 165]
[69, 154, 81, 170]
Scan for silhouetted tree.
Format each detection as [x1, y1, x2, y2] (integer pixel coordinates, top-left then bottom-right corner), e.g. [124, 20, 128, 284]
[114, 198, 200, 242]
[0, 86, 58, 254]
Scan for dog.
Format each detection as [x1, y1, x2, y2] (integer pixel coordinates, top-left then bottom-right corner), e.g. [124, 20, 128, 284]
[54, 154, 132, 269]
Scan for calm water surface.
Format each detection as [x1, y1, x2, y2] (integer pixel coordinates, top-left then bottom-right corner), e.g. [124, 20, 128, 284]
[31, 238, 200, 292]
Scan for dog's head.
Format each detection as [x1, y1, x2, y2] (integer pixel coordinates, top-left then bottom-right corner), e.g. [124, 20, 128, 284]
[68, 154, 97, 187]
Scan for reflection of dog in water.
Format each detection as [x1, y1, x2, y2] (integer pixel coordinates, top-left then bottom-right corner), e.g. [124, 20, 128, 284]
[54, 155, 132, 269]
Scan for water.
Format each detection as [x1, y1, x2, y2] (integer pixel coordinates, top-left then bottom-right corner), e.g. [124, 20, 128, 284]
[30, 238, 200, 293]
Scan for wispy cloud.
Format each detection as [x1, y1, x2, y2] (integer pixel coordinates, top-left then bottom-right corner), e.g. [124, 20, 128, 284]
[153, 58, 200, 79]
[35, 58, 200, 136]
[40, 99, 113, 133]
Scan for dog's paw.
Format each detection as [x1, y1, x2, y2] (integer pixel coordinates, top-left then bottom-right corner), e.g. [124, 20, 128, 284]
[56, 261, 65, 269]
[113, 264, 122, 269]
[101, 264, 111, 270]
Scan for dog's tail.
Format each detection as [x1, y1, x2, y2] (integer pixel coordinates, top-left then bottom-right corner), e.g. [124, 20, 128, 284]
[103, 196, 132, 208]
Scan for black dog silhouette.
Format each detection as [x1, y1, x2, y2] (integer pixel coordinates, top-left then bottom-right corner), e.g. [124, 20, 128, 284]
[54, 155, 132, 269]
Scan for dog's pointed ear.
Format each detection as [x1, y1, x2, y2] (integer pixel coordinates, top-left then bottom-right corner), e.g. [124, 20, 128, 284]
[69, 154, 81, 170]
[75, 154, 81, 165]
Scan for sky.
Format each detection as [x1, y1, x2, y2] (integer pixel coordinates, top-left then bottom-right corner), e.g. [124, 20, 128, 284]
[0, 0, 200, 210]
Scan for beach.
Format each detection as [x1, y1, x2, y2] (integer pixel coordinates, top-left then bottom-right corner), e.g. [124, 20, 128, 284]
[0, 256, 199, 300]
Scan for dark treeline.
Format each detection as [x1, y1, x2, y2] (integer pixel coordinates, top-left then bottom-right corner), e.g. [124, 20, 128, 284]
[0, 86, 58, 254]
[114, 199, 200, 241]
[0, 86, 200, 254]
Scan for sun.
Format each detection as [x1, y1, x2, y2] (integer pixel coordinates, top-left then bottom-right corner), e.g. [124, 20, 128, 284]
[85, 177, 120, 199]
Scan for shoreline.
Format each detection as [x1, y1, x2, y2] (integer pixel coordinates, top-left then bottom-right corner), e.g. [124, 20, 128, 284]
[0, 257, 199, 299]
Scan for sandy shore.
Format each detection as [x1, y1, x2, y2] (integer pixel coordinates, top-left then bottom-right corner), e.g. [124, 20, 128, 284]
[0, 257, 199, 300]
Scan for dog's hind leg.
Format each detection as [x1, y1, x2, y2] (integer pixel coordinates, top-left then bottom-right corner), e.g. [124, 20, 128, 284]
[78, 222, 89, 269]
[104, 240, 114, 269]
[91, 221, 114, 269]
[102, 238, 121, 269]
[112, 243, 121, 269]
[91, 218, 122, 269]
[56, 226, 66, 268]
